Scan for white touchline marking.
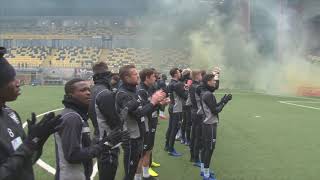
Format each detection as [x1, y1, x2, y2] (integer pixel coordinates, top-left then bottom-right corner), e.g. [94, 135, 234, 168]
[22, 108, 64, 128]
[216, 91, 320, 101]
[267, 94, 320, 101]
[279, 101, 320, 110]
[37, 159, 56, 175]
[22, 108, 99, 177]
[282, 101, 320, 103]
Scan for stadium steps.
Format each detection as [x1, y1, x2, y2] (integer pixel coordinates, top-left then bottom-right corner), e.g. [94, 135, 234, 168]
[99, 48, 109, 62]
[41, 49, 56, 67]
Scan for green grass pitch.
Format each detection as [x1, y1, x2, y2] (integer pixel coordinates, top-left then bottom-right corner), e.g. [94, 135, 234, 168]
[7, 86, 320, 180]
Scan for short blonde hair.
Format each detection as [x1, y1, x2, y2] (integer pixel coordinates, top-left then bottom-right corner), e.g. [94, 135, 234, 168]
[182, 68, 192, 76]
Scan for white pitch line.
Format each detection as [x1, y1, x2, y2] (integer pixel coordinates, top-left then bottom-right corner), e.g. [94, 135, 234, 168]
[36, 159, 56, 175]
[272, 94, 320, 101]
[282, 101, 320, 103]
[36, 108, 64, 118]
[279, 101, 320, 110]
[22, 108, 62, 175]
[232, 90, 320, 101]
[216, 91, 320, 101]
[22, 108, 64, 128]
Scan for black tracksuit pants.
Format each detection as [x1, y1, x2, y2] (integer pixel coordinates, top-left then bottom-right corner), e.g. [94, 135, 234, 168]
[190, 112, 203, 162]
[165, 108, 172, 148]
[122, 138, 143, 180]
[97, 148, 120, 180]
[166, 112, 182, 152]
[201, 123, 217, 168]
[181, 105, 192, 142]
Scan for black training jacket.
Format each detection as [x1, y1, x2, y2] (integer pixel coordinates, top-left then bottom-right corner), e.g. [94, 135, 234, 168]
[190, 80, 201, 112]
[0, 106, 41, 180]
[115, 83, 155, 139]
[89, 83, 121, 141]
[55, 107, 101, 180]
[168, 79, 188, 113]
[200, 88, 225, 124]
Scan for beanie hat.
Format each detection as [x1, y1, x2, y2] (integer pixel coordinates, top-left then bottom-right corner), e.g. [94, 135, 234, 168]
[0, 47, 16, 88]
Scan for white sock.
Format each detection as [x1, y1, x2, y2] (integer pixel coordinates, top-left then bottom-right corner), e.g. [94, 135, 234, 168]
[134, 174, 142, 180]
[204, 168, 210, 178]
[201, 163, 205, 173]
[176, 129, 181, 139]
[142, 166, 150, 178]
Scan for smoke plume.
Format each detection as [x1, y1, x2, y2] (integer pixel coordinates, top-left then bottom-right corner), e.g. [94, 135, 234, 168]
[140, 0, 320, 95]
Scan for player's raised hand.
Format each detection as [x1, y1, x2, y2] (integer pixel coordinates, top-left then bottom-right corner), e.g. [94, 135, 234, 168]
[160, 97, 171, 105]
[212, 67, 221, 80]
[26, 112, 62, 150]
[151, 90, 166, 105]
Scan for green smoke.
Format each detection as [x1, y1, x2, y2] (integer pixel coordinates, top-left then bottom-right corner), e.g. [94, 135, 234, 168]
[140, 0, 320, 95]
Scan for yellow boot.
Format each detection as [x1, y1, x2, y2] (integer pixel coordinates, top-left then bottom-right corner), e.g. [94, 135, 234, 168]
[151, 161, 161, 168]
[148, 167, 159, 177]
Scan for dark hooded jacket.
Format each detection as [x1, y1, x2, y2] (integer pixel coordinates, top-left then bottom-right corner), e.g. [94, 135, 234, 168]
[55, 96, 101, 180]
[88, 72, 121, 141]
[0, 106, 42, 180]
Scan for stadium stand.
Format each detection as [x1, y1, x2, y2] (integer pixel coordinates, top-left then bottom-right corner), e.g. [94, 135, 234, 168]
[106, 48, 153, 71]
[0, 25, 136, 39]
[4, 47, 50, 68]
[2, 46, 191, 72]
[49, 47, 101, 68]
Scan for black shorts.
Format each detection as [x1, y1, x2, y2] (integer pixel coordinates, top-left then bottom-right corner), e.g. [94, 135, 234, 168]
[143, 132, 152, 152]
[143, 117, 158, 152]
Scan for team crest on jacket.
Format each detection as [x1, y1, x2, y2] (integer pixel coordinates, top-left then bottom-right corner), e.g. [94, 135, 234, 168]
[8, 112, 20, 125]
